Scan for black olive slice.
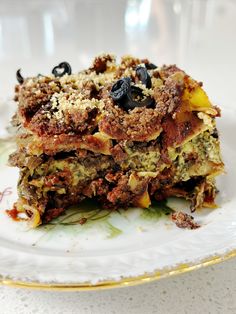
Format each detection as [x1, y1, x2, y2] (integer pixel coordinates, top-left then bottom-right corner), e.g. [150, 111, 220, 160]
[16, 69, 24, 84]
[212, 128, 219, 139]
[136, 66, 152, 88]
[52, 62, 72, 77]
[110, 78, 154, 111]
[145, 63, 157, 70]
[110, 77, 131, 101]
[123, 86, 154, 110]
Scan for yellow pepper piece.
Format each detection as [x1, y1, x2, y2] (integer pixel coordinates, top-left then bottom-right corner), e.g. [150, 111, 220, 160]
[135, 190, 151, 208]
[183, 79, 217, 115]
[128, 173, 139, 192]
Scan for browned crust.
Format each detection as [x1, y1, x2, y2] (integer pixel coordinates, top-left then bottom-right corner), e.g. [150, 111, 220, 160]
[171, 211, 200, 229]
[90, 54, 115, 74]
[14, 57, 195, 144]
[28, 105, 99, 136]
[99, 104, 162, 141]
[161, 112, 203, 149]
[17, 77, 60, 122]
[15, 133, 112, 156]
[153, 72, 184, 116]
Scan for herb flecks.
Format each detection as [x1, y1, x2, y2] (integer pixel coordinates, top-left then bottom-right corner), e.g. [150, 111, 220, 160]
[47, 199, 111, 226]
[42, 199, 123, 239]
[141, 200, 174, 220]
[106, 222, 122, 238]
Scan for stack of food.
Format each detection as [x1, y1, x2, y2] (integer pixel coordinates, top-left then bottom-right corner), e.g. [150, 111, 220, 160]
[8, 54, 224, 227]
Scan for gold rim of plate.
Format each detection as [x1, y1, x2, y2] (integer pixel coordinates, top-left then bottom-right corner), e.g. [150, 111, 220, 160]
[1, 249, 236, 291]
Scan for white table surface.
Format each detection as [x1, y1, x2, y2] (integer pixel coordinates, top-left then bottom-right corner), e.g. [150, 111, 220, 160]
[0, 0, 235, 313]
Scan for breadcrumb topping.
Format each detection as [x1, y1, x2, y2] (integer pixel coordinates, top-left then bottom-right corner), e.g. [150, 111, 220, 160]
[15, 53, 219, 141]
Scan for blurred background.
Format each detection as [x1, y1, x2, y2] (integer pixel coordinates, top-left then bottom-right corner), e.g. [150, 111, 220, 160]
[0, 0, 235, 117]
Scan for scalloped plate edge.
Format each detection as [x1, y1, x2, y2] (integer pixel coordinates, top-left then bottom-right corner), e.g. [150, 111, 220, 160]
[1, 248, 236, 291]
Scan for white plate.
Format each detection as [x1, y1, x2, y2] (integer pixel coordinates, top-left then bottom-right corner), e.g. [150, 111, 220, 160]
[0, 107, 235, 290]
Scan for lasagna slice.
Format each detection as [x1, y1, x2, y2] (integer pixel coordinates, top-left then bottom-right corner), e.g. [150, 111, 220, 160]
[8, 54, 224, 227]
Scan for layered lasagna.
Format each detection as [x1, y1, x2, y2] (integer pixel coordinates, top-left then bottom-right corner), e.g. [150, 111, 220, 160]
[8, 54, 224, 227]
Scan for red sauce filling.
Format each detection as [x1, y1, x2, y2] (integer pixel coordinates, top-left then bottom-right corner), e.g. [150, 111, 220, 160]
[6, 207, 20, 221]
